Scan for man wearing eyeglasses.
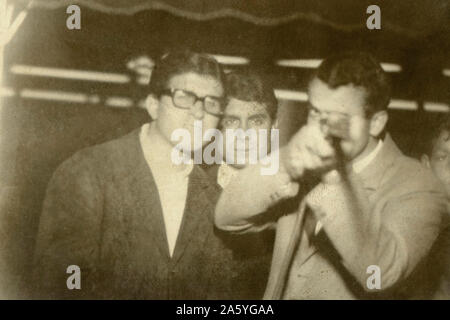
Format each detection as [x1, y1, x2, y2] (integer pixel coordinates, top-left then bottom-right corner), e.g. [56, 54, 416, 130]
[215, 52, 447, 299]
[32, 51, 240, 299]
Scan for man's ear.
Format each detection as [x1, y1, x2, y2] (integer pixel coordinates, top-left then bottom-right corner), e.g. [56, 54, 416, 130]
[369, 110, 388, 137]
[421, 154, 431, 168]
[145, 94, 159, 120]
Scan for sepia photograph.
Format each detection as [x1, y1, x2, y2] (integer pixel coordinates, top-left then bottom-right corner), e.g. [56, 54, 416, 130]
[0, 0, 449, 308]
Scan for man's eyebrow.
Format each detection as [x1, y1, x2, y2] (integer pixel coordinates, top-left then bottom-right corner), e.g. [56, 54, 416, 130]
[175, 88, 223, 99]
[248, 113, 269, 120]
[222, 114, 240, 120]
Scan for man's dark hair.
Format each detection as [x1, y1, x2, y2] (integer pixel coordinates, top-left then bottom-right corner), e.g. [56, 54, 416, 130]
[313, 52, 391, 117]
[225, 70, 278, 120]
[423, 115, 450, 156]
[149, 50, 224, 95]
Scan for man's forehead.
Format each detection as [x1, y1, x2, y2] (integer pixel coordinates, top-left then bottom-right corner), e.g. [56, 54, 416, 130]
[224, 98, 269, 117]
[168, 72, 223, 95]
[308, 78, 367, 113]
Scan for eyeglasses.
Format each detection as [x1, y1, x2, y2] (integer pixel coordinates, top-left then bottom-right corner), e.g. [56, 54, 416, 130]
[307, 105, 352, 139]
[308, 105, 349, 120]
[161, 88, 224, 116]
[307, 104, 369, 120]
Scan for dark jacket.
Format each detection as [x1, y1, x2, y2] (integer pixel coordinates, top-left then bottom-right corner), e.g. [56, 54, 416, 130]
[32, 128, 239, 299]
[204, 164, 275, 299]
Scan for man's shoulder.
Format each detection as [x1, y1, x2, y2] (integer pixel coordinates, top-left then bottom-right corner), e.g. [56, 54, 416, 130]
[54, 128, 142, 179]
[384, 152, 442, 194]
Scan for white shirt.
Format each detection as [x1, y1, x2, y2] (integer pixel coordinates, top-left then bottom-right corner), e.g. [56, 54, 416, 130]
[217, 163, 240, 188]
[139, 123, 193, 257]
[352, 139, 384, 173]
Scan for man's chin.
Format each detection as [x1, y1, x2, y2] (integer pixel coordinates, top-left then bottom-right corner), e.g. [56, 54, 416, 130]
[229, 163, 247, 169]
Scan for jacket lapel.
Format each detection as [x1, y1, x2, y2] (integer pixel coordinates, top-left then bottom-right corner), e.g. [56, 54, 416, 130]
[264, 200, 319, 299]
[264, 207, 302, 299]
[295, 206, 320, 263]
[171, 166, 218, 264]
[125, 129, 171, 259]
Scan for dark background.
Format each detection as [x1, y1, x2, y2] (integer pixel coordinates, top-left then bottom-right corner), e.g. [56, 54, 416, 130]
[0, 0, 449, 298]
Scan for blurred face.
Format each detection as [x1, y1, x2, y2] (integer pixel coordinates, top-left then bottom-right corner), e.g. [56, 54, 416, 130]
[221, 98, 273, 168]
[307, 78, 374, 161]
[425, 130, 450, 198]
[153, 72, 224, 151]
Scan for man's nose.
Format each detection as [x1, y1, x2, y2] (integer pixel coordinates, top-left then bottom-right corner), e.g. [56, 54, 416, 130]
[191, 101, 205, 119]
[239, 121, 248, 131]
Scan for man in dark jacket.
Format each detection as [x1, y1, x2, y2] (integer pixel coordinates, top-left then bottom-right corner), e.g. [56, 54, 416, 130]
[204, 71, 280, 299]
[32, 51, 242, 299]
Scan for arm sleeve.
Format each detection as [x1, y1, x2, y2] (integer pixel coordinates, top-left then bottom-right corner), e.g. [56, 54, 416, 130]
[215, 149, 298, 233]
[306, 171, 446, 292]
[32, 154, 105, 299]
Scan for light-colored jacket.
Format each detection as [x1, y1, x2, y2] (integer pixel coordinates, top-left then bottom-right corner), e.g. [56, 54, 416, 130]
[215, 135, 448, 299]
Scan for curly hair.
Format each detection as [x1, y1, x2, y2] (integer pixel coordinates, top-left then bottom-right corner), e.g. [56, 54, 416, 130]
[423, 115, 450, 156]
[225, 70, 278, 120]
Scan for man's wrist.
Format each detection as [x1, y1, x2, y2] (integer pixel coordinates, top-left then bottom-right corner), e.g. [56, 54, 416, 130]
[280, 146, 303, 180]
[321, 169, 343, 185]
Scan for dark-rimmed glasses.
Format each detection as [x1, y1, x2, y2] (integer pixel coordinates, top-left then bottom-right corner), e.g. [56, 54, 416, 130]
[161, 88, 224, 116]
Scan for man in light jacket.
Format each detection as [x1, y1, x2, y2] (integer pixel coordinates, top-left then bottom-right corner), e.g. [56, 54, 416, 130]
[215, 52, 447, 299]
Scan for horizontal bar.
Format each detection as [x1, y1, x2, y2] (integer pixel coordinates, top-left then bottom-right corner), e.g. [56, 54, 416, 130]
[208, 54, 250, 65]
[10, 65, 131, 83]
[275, 59, 402, 72]
[274, 89, 308, 102]
[424, 101, 449, 112]
[388, 99, 418, 110]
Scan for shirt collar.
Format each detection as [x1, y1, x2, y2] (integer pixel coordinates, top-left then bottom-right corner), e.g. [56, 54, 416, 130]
[348, 134, 403, 191]
[352, 139, 384, 174]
